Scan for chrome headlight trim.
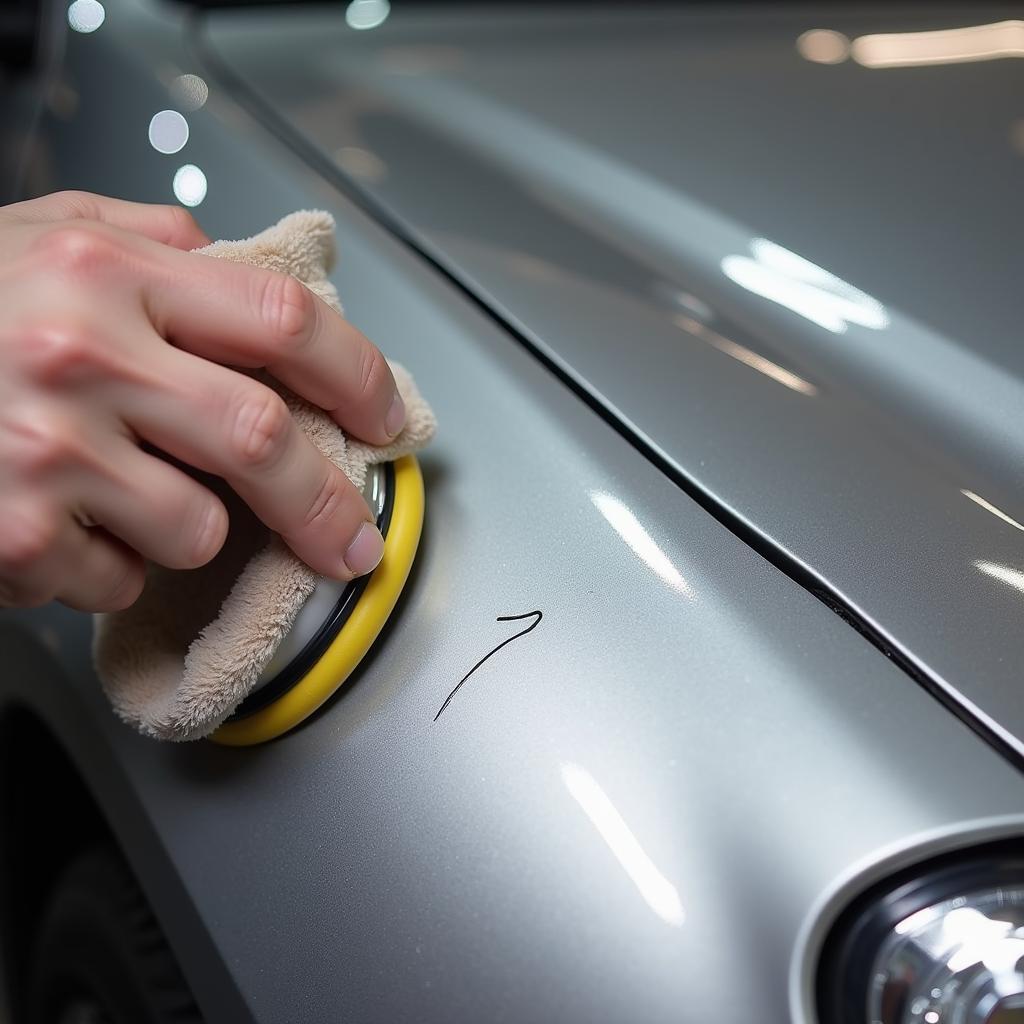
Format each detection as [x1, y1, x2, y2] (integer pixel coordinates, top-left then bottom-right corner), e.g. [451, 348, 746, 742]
[789, 818, 1024, 1024]
[814, 839, 1024, 1023]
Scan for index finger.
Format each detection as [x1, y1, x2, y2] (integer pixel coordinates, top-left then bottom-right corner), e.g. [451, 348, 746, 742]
[142, 246, 407, 446]
[0, 191, 210, 250]
[123, 348, 385, 581]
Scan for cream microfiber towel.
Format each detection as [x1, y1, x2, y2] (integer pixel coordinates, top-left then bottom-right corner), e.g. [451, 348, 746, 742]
[93, 211, 436, 741]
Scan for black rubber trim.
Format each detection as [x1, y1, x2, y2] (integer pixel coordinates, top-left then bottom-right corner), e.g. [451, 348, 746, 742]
[226, 462, 396, 721]
[816, 838, 1024, 1022]
[190, 19, 1024, 775]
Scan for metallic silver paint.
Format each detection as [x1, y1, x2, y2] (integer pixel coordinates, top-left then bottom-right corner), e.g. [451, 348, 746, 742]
[204, 5, 1024, 756]
[1, 3, 1023, 1022]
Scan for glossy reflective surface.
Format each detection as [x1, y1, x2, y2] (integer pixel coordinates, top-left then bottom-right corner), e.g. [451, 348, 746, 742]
[205, 4, 1024, 756]
[3, 3, 1024, 1023]
[254, 463, 387, 688]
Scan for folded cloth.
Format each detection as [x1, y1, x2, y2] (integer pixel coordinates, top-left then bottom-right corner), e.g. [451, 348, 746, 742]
[93, 211, 436, 741]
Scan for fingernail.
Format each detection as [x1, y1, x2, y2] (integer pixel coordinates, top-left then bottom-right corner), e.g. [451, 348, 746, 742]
[344, 522, 384, 577]
[385, 391, 406, 439]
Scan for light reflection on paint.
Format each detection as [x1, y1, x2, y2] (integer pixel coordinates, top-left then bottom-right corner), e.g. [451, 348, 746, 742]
[797, 20, 1024, 69]
[975, 560, 1024, 595]
[47, 82, 79, 120]
[1010, 119, 1024, 156]
[722, 238, 889, 334]
[169, 74, 209, 111]
[346, 0, 389, 30]
[561, 762, 685, 928]
[334, 146, 387, 182]
[796, 29, 851, 64]
[172, 164, 207, 207]
[961, 490, 1024, 533]
[853, 20, 1024, 68]
[148, 110, 189, 155]
[379, 45, 464, 75]
[673, 314, 817, 396]
[68, 0, 105, 33]
[591, 492, 693, 599]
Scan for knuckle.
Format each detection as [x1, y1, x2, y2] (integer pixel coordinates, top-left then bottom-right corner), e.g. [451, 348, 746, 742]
[0, 507, 59, 575]
[302, 467, 347, 530]
[33, 223, 118, 277]
[19, 320, 102, 385]
[357, 343, 390, 403]
[164, 203, 197, 236]
[96, 559, 144, 612]
[182, 498, 226, 568]
[39, 191, 96, 222]
[50, 190, 94, 213]
[227, 386, 290, 469]
[259, 272, 315, 354]
[7, 409, 79, 476]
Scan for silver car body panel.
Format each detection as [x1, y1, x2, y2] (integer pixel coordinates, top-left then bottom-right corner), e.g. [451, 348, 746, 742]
[1, 2, 1022, 1022]
[203, 5, 1024, 758]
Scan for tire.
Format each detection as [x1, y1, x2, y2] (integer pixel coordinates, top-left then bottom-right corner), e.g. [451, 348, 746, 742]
[27, 844, 203, 1024]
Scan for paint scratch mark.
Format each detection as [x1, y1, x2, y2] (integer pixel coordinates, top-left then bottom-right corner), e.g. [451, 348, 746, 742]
[433, 610, 543, 721]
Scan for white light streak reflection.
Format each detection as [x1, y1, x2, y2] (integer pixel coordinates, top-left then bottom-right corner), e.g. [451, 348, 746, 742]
[561, 762, 685, 928]
[591, 492, 693, 598]
[852, 21, 1024, 69]
[797, 21, 1024, 70]
[961, 490, 1024, 533]
[673, 314, 817, 395]
[975, 560, 1024, 595]
[722, 239, 889, 334]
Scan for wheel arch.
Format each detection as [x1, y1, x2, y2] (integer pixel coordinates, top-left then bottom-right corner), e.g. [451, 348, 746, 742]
[0, 703, 112, 1019]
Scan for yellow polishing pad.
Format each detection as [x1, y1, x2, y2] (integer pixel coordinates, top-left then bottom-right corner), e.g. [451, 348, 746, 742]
[211, 455, 424, 746]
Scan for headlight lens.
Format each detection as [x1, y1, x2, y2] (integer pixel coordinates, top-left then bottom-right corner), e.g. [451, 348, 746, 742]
[816, 842, 1024, 1024]
[871, 888, 1024, 1022]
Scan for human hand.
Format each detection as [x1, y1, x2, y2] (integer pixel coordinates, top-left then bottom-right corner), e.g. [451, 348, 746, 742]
[0, 191, 405, 610]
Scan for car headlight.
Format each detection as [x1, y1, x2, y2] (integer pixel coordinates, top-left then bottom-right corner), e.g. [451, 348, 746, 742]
[818, 842, 1024, 1024]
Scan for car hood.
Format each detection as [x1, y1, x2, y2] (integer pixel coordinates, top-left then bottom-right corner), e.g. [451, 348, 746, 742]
[204, 5, 1024, 755]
